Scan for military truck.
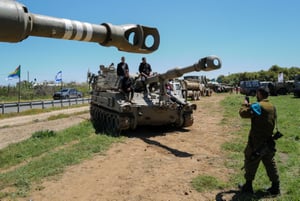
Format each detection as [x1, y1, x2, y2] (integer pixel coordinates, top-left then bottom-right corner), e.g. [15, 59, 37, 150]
[180, 75, 211, 100]
[261, 81, 294, 96]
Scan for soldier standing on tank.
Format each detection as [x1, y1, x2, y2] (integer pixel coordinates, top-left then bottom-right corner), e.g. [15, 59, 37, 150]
[139, 57, 152, 78]
[238, 87, 280, 196]
[117, 56, 129, 78]
[138, 57, 152, 93]
[116, 56, 129, 88]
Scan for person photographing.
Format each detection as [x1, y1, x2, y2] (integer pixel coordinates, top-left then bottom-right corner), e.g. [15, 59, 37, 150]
[239, 87, 281, 196]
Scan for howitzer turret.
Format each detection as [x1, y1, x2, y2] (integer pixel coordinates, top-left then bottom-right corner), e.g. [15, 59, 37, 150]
[142, 56, 221, 99]
[0, 0, 159, 53]
[88, 56, 222, 136]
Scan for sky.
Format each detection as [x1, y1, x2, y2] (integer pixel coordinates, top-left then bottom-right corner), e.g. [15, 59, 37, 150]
[1, 0, 300, 86]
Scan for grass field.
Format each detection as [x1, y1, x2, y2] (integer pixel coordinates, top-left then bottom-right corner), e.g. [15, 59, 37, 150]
[0, 122, 123, 200]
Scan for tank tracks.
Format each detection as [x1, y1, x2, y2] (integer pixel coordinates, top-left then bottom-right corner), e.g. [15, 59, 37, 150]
[90, 104, 126, 136]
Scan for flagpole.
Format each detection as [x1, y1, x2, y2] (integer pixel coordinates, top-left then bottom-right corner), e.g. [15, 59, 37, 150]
[60, 71, 63, 90]
[17, 66, 21, 113]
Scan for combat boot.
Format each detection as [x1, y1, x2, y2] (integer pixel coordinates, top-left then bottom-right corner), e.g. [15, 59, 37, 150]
[239, 180, 253, 194]
[267, 181, 280, 196]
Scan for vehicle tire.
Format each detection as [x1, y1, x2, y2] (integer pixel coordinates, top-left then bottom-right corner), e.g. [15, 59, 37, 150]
[277, 88, 287, 95]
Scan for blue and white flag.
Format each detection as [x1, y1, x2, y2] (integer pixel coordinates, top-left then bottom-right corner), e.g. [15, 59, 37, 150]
[278, 72, 284, 83]
[55, 71, 62, 82]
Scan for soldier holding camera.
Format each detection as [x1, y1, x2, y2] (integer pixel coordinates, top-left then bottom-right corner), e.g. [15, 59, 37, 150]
[238, 87, 281, 196]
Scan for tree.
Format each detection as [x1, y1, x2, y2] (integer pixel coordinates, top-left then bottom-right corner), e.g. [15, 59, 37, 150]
[215, 65, 300, 86]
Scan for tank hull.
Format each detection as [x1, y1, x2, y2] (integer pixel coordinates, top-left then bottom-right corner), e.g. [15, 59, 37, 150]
[90, 91, 195, 136]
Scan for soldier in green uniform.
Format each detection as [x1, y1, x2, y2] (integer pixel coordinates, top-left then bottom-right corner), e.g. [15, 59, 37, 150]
[239, 87, 280, 195]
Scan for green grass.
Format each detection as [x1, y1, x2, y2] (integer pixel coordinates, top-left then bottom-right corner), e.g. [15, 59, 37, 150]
[191, 175, 227, 192]
[46, 110, 87, 121]
[192, 94, 300, 200]
[0, 121, 123, 200]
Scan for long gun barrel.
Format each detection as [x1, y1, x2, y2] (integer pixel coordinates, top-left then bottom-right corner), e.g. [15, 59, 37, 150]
[0, 0, 159, 53]
[146, 56, 221, 84]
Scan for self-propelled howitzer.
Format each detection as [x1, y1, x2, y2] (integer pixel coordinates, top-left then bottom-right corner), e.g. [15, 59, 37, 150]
[89, 56, 221, 136]
[0, 0, 159, 53]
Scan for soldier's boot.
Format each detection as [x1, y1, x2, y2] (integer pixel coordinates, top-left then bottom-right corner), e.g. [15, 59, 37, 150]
[239, 180, 253, 194]
[267, 181, 280, 196]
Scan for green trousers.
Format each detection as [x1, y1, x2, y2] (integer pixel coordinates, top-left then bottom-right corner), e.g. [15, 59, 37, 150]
[244, 144, 279, 182]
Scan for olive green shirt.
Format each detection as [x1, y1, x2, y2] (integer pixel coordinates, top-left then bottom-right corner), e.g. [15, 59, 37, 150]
[239, 99, 276, 150]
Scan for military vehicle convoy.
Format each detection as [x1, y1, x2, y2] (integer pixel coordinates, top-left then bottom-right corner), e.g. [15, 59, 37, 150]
[0, 1, 222, 135]
[88, 56, 221, 135]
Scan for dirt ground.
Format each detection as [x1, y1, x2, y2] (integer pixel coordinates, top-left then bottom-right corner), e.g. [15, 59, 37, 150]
[1, 94, 240, 201]
[0, 106, 90, 149]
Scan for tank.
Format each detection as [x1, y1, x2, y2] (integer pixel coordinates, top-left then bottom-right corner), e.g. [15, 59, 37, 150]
[88, 56, 222, 136]
[0, 0, 159, 53]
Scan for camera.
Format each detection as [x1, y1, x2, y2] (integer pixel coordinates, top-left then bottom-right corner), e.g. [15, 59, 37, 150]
[273, 131, 283, 140]
[244, 96, 250, 104]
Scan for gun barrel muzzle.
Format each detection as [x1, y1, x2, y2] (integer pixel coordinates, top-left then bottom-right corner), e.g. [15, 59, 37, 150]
[0, 0, 160, 53]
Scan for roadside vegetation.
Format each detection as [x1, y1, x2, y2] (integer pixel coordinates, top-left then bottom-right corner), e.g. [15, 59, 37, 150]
[192, 94, 299, 200]
[0, 121, 123, 200]
[0, 82, 90, 102]
[217, 65, 300, 85]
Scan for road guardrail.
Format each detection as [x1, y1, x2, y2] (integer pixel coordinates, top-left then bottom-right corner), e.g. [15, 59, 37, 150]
[0, 98, 91, 114]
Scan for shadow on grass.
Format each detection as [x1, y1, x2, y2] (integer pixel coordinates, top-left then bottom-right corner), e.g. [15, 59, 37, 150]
[215, 189, 279, 201]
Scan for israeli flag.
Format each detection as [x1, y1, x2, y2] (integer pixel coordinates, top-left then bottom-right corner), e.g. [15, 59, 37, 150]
[55, 71, 62, 82]
[278, 72, 284, 83]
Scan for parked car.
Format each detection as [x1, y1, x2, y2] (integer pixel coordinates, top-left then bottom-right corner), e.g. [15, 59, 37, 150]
[239, 80, 260, 96]
[53, 88, 83, 100]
